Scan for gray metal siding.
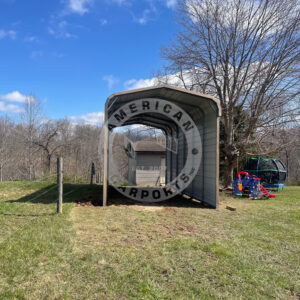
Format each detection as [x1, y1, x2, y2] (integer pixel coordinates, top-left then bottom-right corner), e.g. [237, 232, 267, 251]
[203, 112, 217, 207]
[180, 109, 217, 207]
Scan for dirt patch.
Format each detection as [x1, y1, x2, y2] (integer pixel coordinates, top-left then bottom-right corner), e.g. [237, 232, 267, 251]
[75, 202, 94, 207]
[120, 204, 165, 212]
[106, 186, 211, 208]
[75, 195, 98, 207]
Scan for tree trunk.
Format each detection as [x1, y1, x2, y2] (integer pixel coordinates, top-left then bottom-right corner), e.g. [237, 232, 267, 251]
[223, 110, 235, 188]
[285, 149, 289, 184]
[224, 155, 234, 188]
[29, 164, 32, 181]
[45, 153, 51, 175]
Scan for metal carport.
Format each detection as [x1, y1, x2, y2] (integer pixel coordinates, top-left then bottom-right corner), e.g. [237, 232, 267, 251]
[102, 85, 221, 208]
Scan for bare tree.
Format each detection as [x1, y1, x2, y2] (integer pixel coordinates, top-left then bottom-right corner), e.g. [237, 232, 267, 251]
[0, 109, 105, 182]
[161, 0, 300, 186]
[276, 126, 300, 184]
[33, 120, 66, 175]
[20, 94, 42, 180]
[0, 116, 13, 182]
[71, 124, 102, 181]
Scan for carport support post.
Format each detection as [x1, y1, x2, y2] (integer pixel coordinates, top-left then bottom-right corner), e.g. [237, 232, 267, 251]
[57, 157, 63, 213]
[103, 123, 109, 206]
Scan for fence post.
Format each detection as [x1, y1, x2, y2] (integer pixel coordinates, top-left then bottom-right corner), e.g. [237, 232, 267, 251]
[90, 162, 95, 185]
[57, 157, 63, 213]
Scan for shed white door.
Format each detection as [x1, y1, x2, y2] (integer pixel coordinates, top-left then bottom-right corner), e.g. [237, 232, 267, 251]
[136, 154, 163, 186]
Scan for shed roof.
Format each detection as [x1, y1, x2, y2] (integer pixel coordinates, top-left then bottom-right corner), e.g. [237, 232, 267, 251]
[134, 140, 165, 152]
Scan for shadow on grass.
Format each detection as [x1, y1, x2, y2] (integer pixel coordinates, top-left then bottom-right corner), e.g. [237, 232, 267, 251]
[4, 183, 102, 205]
[2, 183, 211, 211]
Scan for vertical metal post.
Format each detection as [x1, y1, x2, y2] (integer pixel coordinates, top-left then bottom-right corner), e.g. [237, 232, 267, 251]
[103, 124, 109, 206]
[90, 162, 95, 185]
[215, 117, 220, 207]
[57, 157, 63, 213]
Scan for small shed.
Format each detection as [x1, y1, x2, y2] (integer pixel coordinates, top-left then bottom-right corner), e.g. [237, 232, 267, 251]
[103, 85, 221, 208]
[131, 140, 166, 186]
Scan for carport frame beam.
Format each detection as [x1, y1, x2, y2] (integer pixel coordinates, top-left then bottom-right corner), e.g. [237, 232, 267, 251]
[103, 120, 109, 207]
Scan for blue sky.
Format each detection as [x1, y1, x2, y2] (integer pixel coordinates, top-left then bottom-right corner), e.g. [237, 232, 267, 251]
[0, 0, 178, 124]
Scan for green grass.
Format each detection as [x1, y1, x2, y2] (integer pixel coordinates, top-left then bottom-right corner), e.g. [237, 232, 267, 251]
[0, 182, 299, 299]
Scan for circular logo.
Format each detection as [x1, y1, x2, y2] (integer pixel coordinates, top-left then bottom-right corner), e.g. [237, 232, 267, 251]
[99, 98, 201, 202]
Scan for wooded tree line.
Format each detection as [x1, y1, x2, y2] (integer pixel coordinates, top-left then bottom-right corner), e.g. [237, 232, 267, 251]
[0, 99, 102, 183]
[0, 104, 165, 184]
[0, 103, 299, 184]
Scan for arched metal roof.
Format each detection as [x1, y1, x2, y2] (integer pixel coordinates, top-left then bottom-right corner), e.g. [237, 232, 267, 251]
[105, 84, 221, 120]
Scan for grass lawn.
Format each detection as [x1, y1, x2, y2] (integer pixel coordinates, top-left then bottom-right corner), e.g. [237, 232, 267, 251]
[0, 182, 299, 299]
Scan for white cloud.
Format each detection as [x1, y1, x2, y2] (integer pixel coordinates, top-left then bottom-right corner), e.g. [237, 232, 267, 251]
[0, 102, 24, 114]
[124, 70, 206, 91]
[48, 20, 77, 39]
[0, 92, 36, 109]
[0, 91, 28, 103]
[24, 36, 38, 42]
[100, 19, 108, 25]
[67, 0, 93, 15]
[48, 27, 55, 35]
[124, 77, 158, 90]
[103, 75, 119, 89]
[165, 0, 177, 8]
[59, 20, 68, 28]
[132, 2, 157, 25]
[0, 29, 16, 40]
[110, 0, 129, 5]
[136, 8, 152, 24]
[68, 111, 104, 125]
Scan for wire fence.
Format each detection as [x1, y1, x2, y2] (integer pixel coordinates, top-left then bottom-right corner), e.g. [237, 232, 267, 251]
[0, 185, 82, 246]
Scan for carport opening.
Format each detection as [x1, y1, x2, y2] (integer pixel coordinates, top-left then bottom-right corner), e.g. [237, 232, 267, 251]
[105, 107, 192, 204]
[109, 124, 183, 189]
